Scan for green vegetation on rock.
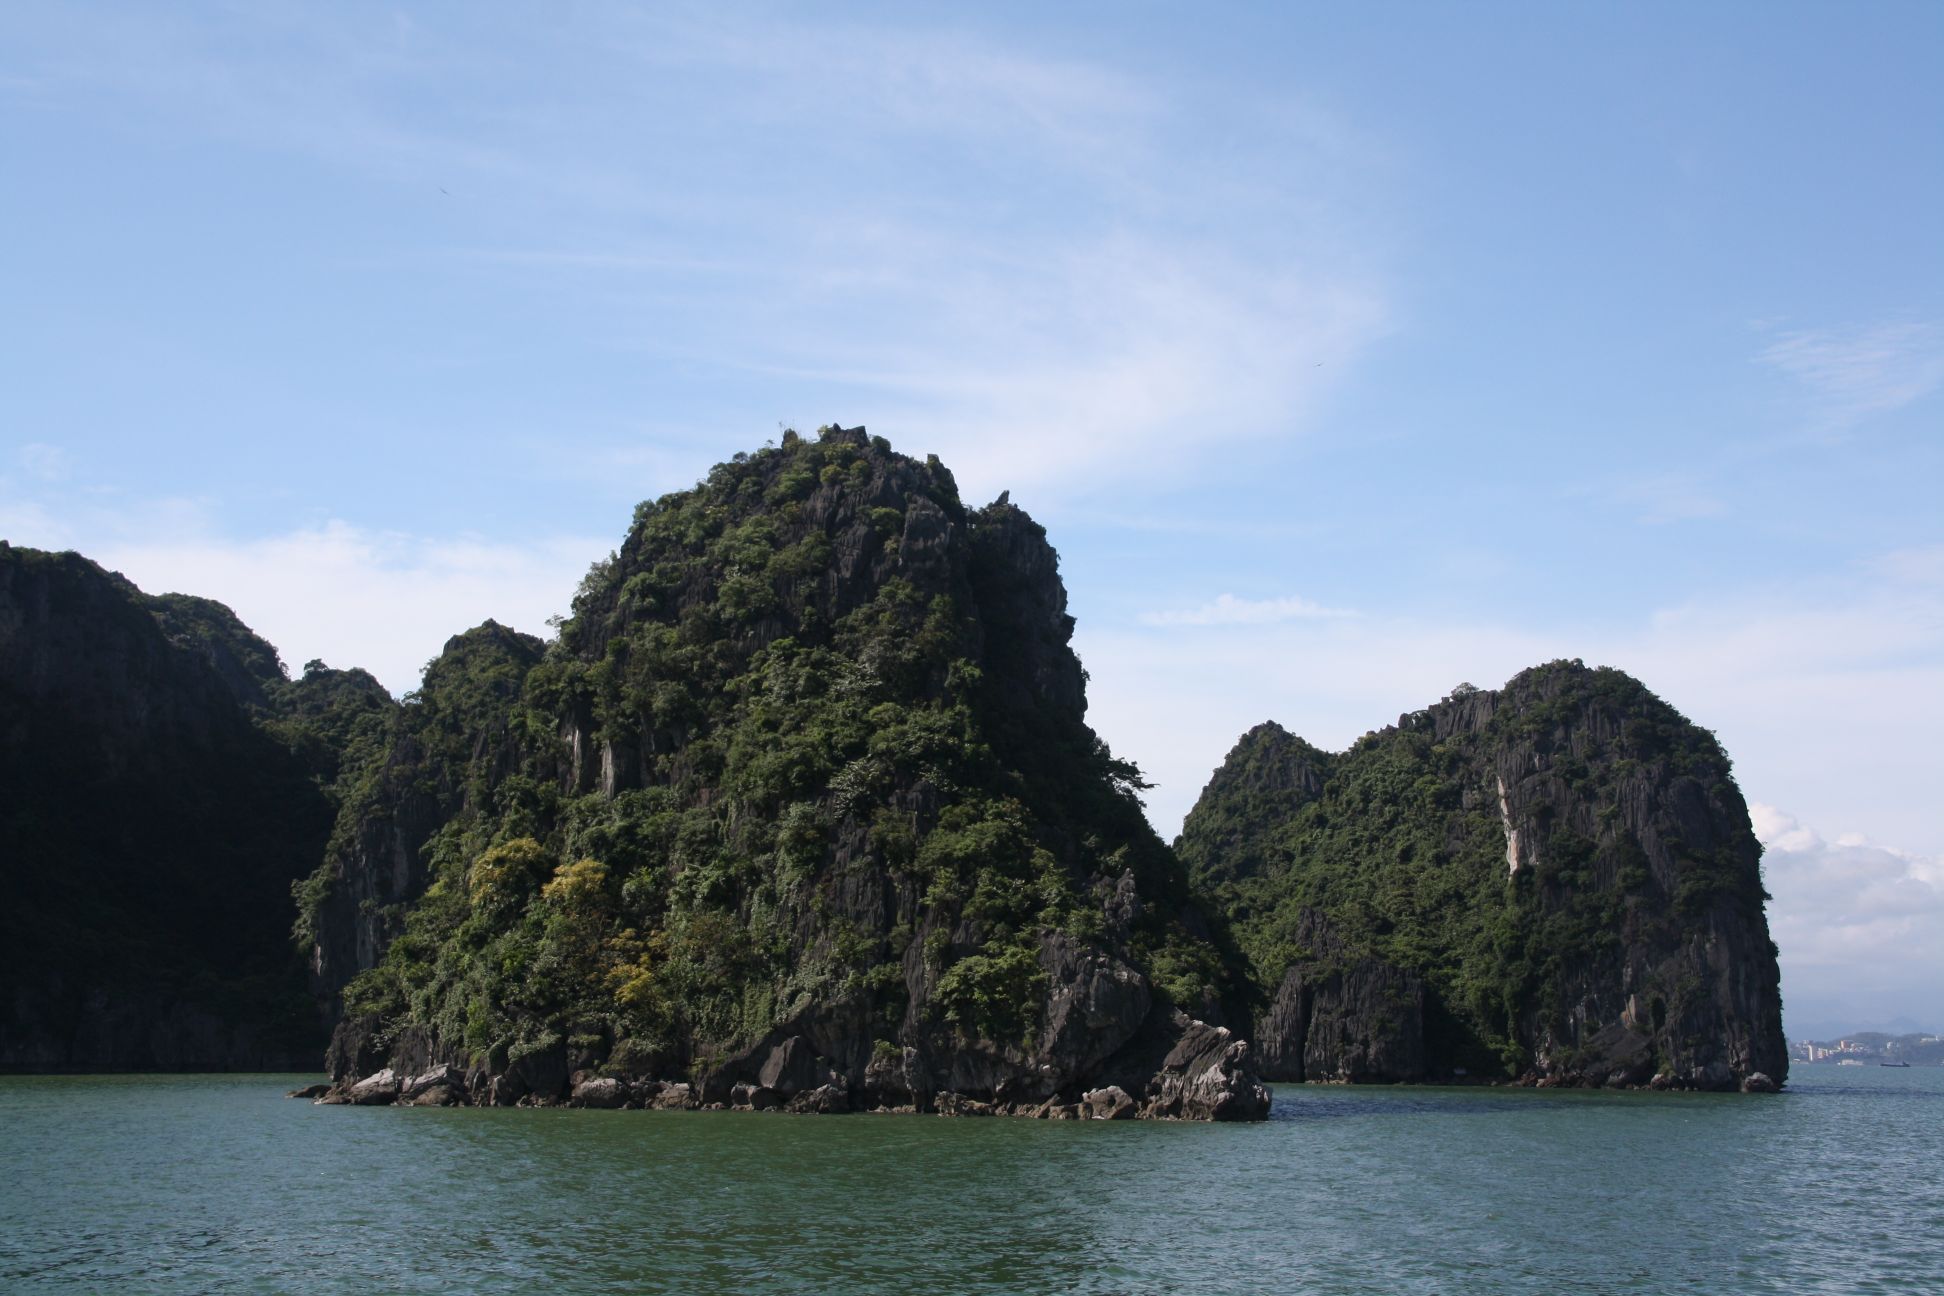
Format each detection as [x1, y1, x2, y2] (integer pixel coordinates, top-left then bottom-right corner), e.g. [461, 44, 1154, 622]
[311, 429, 1252, 1106]
[1178, 661, 1787, 1090]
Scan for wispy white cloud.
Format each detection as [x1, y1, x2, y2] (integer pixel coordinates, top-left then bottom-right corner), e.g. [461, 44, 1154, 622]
[1758, 320, 1944, 430]
[848, 237, 1386, 505]
[1140, 592, 1355, 627]
[3, 6, 1390, 508]
[454, 247, 758, 278]
[1061, 510, 1331, 542]
[648, 10, 1154, 160]
[1614, 471, 1729, 525]
[15, 443, 70, 481]
[3, 7, 499, 183]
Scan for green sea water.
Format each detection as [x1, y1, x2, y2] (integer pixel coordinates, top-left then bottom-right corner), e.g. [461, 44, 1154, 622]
[2, 1066, 1939, 1294]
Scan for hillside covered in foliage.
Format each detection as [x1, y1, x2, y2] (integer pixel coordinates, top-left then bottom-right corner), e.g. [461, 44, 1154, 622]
[0, 543, 391, 1069]
[306, 428, 1266, 1118]
[1177, 662, 1786, 1091]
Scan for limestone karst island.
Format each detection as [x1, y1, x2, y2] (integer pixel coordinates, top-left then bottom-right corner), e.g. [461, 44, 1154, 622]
[0, 429, 1786, 1113]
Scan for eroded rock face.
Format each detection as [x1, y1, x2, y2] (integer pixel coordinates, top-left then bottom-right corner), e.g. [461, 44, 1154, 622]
[1254, 911, 1425, 1084]
[570, 1077, 628, 1109]
[402, 1065, 467, 1100]
[787, 1081, 852, 1115]
[649, 1083, 695, 1111]
[1462, 671, 1786, 1091]
[1181, 661, 1787, 1093]
[1117, 1014, 1272, 1121]
[348, 1069, 401, 1106]
[757, 1036, 829, 1096]
[1036, 933, 1154, 1084]
[1081, 1086, 1136, 1120]
[299, 621, 545, 1016]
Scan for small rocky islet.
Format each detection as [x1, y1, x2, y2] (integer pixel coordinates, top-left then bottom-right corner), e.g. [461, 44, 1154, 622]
[0, 427, 1784, 1115]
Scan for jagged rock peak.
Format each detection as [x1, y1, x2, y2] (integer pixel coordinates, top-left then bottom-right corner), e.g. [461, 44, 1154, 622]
[305, 427, 1268, 1120]
[1177, 720, 1331, 891]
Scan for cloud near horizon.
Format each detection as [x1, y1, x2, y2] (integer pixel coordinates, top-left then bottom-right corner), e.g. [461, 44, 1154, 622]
[1754, 804, 1944, 1037]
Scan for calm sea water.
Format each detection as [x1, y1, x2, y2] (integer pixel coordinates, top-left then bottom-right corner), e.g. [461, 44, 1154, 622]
[2, 1066, 1939, 1294]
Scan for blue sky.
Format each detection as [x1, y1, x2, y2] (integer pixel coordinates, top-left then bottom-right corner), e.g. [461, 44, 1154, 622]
[3, 2, 1940, 1037]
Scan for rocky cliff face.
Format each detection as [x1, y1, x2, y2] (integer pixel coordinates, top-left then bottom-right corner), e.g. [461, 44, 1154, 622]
[299, 621, 541, 1007]
[1178, 661, 1786, 1092]
[0, 544, 337, 1070]
[1254, 908, 1426, 1083]
[310, 428, 1266, 1119]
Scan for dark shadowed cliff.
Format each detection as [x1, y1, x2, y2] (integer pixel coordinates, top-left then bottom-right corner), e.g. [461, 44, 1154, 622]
[1178, 662, 1786, 1092]
[0, 544, 384, 1070]
[305, 428, 1266, 1119]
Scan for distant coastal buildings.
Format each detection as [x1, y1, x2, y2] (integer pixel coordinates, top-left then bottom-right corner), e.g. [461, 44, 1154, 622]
[1791, 1033, 1943, 1065]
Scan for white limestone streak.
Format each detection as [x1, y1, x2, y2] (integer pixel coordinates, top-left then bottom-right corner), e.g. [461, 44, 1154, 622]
[1498, 775, 1522, 875]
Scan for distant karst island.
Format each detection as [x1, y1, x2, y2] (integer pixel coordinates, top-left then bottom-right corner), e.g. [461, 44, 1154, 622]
[0, 427, 1787, 1115]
